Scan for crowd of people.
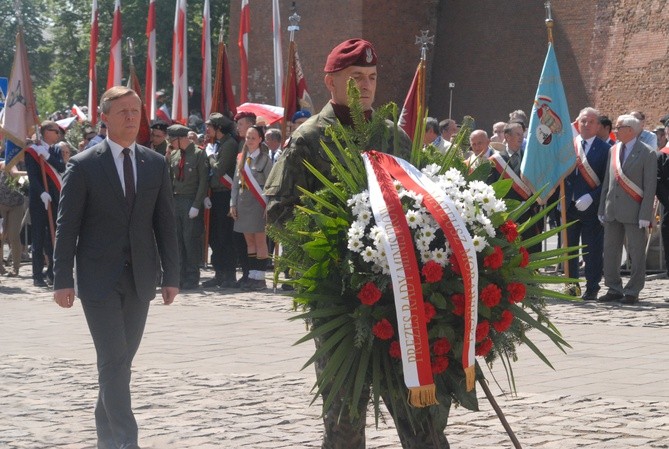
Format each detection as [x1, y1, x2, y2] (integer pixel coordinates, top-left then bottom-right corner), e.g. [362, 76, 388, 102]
[1, 35, 668, 449]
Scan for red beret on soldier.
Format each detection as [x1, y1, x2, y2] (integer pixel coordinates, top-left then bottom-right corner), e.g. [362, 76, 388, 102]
[324, 38, 378, 73]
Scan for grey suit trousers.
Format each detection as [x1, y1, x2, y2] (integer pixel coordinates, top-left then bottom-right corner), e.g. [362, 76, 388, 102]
[603, 220, 648, 297]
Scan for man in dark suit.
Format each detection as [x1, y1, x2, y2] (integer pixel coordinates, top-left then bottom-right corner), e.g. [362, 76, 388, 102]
[53, 86, 180, 449]
[487, 122, 542, 253]
[563, 107, 611, 300]
[25, 120, 66, 286]
[598, 114, 657, 305]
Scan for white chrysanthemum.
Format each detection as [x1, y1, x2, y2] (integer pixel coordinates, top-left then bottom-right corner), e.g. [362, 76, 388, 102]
[419, 225, 437, 243]
[348, 221, 365, 239]
[415, 236, 431, 252]
[471, 235, 488, 252]
[357, 209, 373, 226]
[492, 199, 507, 213]
[361, 246, 377, 263]
[348, 236, 364, 253]
[431, 248, 448, 265]
[422, 163, 441, 178]
[369, 225, 386, 245]
[420, 250, 432, 264]
[405, 210, 423, 229]
[443, 167, 466, 187]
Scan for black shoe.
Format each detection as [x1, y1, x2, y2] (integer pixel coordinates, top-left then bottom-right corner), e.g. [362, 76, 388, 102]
[33, 278, 48, 287]
[597, 291, 623, 302]
[201, 277, 222, 288]
[581, 290, 599, 301]
[181, 281, 199, 290]
[219, 280, 237, 289]
[281, 283, 295, 291]
[235, 276, 250, 289]
[621, 295, 639, 305]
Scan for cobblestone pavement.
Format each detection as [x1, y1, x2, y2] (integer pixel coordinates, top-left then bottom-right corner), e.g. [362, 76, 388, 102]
[1, 267, 668, 449]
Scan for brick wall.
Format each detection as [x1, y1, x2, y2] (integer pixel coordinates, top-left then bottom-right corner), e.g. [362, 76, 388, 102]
[226, 0, 669, 133]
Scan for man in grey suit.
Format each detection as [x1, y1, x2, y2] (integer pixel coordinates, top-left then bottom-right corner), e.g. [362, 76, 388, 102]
[53, 86, 180, 449]
[598, 114, 657, 304]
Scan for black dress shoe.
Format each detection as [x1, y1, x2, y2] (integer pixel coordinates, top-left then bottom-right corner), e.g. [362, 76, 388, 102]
[181, 281, 199, 290]
[201, 277, 222, 288]
[33, 278, 48, 287]
[621, 295, 639, 304]
[581, 290, 598, 301]
[597, 291, 623, 302]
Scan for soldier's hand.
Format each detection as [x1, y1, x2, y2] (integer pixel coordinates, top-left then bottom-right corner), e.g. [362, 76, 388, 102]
[203, 197, 212, 209]
[188, 207, 199, 218]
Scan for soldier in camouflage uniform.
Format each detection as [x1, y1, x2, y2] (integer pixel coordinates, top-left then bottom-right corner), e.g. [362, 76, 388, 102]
[264, 39, 450, 449]
[167, 124, 209, 290]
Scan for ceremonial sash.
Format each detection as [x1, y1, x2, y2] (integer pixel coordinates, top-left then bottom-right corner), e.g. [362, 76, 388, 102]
[612, 143, 643, 203]
[24, 146, 63, 191]
[219, 173, 233, 189]
[490, 153, 532, 200]
[363, 151, 478, 405]
[573, 138, 600, 189]
[239, 153, 267, 208]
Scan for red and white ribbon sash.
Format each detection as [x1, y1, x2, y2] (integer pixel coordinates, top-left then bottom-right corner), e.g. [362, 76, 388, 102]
[364, 151, 478, 398]
[25, 146, 63, 191]
[371, 152, 478, 391]
[489, 153, 532, 200]
[612, 143, 642, 204]
[240, 155, 267, 208]
[219, 174, 233, 189]
[363, 153, 435, 404]
[573, 138, 600, 189]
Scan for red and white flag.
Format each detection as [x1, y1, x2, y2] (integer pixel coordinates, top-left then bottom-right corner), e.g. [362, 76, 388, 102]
[238, 0, 250, 103]
[106, 0, 122, 90]
[88, 0, 98, 124]
[201, 0, 212, 119]
[71, 104, 87, 121]
[282, 40, 313, 128]
[271, 0, 283, 106]
[172, 0, 188, 123]
[399, 60, 425, 142]
[145, 0, 157, 120]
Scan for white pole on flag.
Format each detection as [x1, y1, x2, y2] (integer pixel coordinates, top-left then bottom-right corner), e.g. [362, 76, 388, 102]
[272, 0, 283, 107]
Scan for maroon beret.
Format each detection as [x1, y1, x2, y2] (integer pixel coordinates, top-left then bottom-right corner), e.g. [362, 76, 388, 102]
[324, 39, 377, 73]
[234, 111, 257, 122]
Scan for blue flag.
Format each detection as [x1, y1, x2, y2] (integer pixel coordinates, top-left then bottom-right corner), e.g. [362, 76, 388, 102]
[521, 43, 576, 203]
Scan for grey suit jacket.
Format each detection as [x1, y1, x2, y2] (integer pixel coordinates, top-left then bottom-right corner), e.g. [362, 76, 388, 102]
[598, 139, 657, 224]
[53, 140, 179, 302]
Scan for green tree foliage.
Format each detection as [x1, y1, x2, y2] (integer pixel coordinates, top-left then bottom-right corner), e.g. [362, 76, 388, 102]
[0, 0, 230, 119]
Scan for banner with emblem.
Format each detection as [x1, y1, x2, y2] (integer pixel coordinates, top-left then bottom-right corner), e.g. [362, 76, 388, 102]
[0, 29, 38, 171]
[521, 42, 576, 203]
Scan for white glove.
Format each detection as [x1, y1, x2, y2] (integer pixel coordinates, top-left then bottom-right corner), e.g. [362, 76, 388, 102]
[188, 207, 199, 219]
[574, 194, 593, 212]
[33, 144, 50, 159]
[203, 197, 212, 209]
[598, 215, 605, 224]
[40, 191, 52, 210]
[639, 219, 650, 229]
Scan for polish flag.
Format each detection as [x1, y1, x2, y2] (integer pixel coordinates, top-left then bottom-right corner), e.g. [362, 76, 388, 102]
[106, 0, 122, 90]
[399, 60, 426, 142]
[71, 104, 87, 121]
[201, 0, 212, 118]
[171, 0, 188, 123]
[238, 0, 250, 103]
[88, 0, 98, 124]
[145, 0, 157, 119]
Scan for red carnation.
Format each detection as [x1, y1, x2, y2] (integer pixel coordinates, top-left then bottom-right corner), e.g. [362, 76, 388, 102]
[372, 319, 394, 340]
[357, 282, 382, 306]
[448, 254, 462, 276]
[519, 247, 530, 268]
[422, 260, 444, 283]
[424, 302, 436, 323]
[476, 320, 490, 343]
[507, 282, 527, 303]
[389, 340, 401, 359]
[483, 245, 504, 270]
[431, 356, 449, 374]
[451, 293, 465, 316]
[493, 310, 514, 332]
[500, 220, 519, 243]
[475, 337, 493, 357]
[432, 338, 451, 356]
[480, 283, 502, 308]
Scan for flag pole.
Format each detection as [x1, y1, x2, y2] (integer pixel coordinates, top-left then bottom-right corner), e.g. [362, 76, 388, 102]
[280, 3, 300, 144]
[544, 1, 571, 282]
